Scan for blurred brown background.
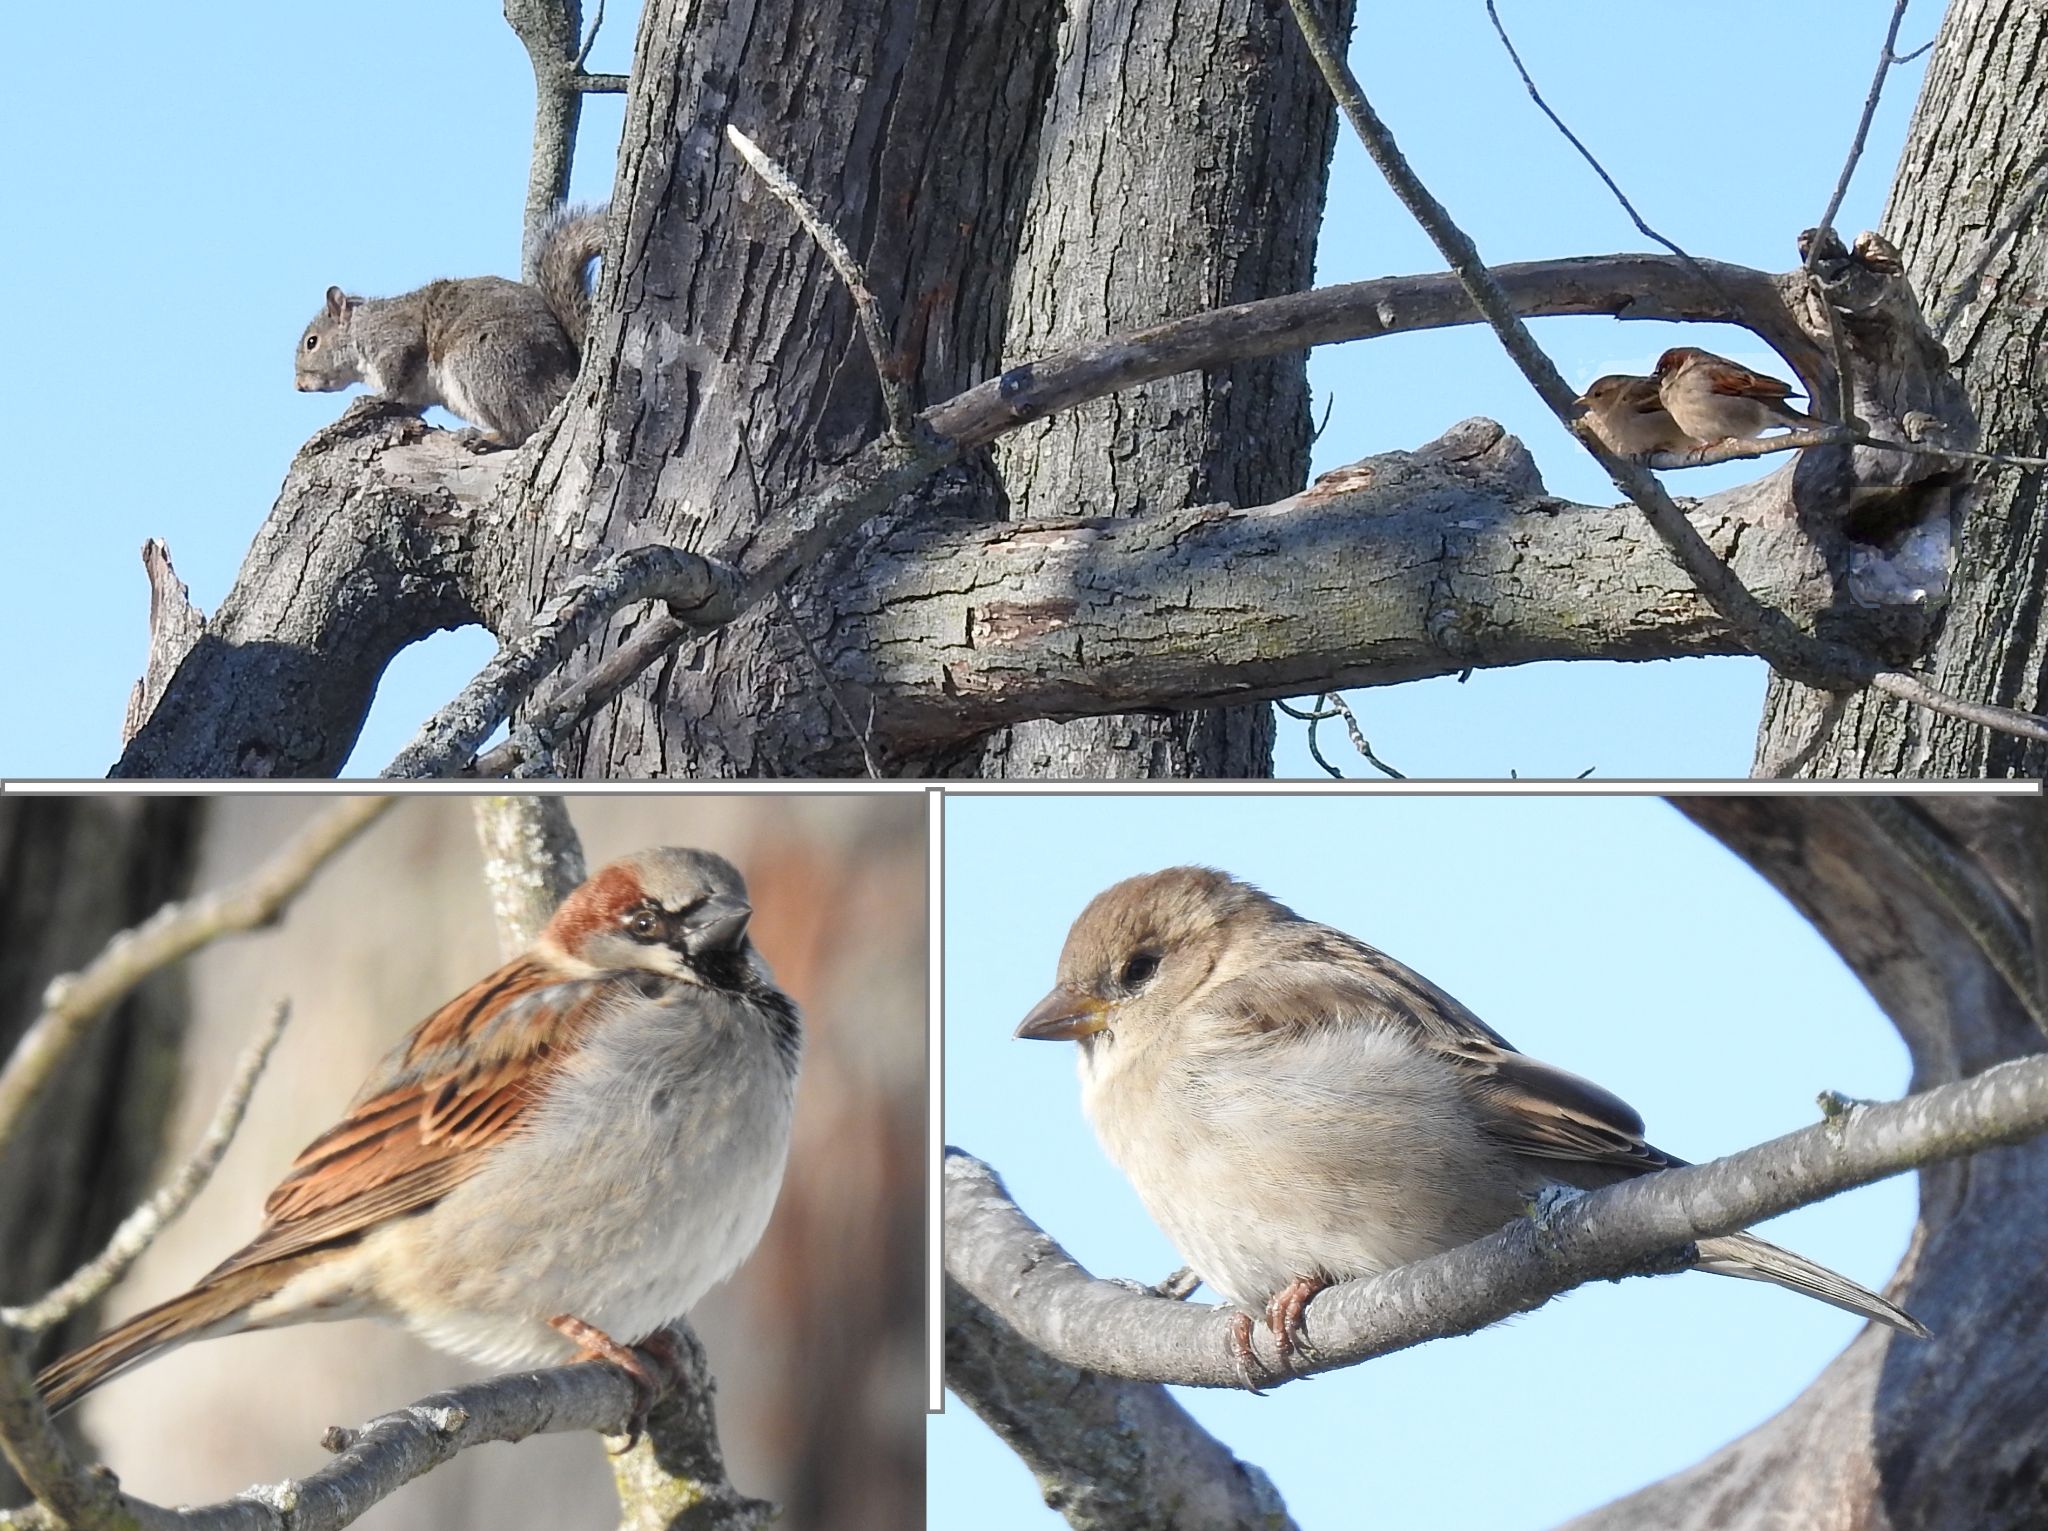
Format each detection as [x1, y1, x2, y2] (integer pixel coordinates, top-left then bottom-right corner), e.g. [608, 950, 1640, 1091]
[0, 792, 927, 1530]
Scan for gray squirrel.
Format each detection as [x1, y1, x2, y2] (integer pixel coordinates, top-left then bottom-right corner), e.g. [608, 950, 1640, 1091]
[294, 206, 608, 448]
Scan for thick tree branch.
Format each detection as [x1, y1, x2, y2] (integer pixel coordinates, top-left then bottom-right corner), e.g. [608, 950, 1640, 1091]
[946, 1281, 1295, 1531]
[823, 421, 1915, 750]
[470, 796, 588, 953]
[0, 797, 390, 1160]
[945, 1045, 2048, 1387]
[0, 1324, 715, 1531]
[504, 0, 626, 277]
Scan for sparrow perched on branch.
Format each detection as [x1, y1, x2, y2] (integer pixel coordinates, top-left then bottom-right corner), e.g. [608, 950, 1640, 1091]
[1017, 867, 1926, 1386]
[1572, 374, 1704, 460]
[1653, 346, 1824, 443]
[37, 848, 802, 1424]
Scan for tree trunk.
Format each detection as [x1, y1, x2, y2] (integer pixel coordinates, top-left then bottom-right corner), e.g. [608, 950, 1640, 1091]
[0, 797, 204, 1498]
[971, 0, 1345, 780]
[1559, 797, 2048, 1531]
[471, 0, 1340, 780]
[1753, 0, 2048, 778]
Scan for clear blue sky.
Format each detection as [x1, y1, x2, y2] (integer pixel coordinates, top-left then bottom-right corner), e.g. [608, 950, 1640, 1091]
[0, 4, 1928, 779]
[933, 793, 1921, 1528]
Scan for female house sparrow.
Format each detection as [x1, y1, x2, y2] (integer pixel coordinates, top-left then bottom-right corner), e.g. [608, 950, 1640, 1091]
[1572, 374, 1703, 459]
[1017, 867, 1925, 1385]
[1653, 346, 1823, 443]
[37, 848, 802, 1419]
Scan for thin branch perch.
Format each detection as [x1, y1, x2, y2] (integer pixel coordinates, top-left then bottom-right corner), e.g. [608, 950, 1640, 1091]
[726, 125, 916, 438]
[4, 1002, 292, 1334]
[0, 797, 391, 1159]
[945, 1045, 2048, 1388]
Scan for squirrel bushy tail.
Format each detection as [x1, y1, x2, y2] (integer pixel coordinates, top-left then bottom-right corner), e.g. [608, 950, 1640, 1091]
[534, 204, 609, 351]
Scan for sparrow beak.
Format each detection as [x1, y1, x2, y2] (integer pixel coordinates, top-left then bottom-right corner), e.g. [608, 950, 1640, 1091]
[1015, 985, 1111, 1042]
[1571, 393, 1591, 410]
[680, 894, 752, 956]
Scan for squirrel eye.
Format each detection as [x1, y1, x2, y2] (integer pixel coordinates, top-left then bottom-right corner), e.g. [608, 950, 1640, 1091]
[625, 909, 661, 940]
[1118, 952, 1159, 987]
[303, 334, 318, 351]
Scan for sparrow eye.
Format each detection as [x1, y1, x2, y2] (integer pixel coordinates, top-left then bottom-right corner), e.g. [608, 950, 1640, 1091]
[1118, 952, 1159, 988]
[625, 909, 662, 941]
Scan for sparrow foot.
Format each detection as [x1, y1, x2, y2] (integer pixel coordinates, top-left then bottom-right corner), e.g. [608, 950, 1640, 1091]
[1265, 1275, 1330, 1370]
[1227, 1309, 1274, 1394]
[550, 1313, 668, 1451]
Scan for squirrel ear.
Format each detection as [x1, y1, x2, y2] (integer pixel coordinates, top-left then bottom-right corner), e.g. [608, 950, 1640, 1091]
[324, 286, 350, 319]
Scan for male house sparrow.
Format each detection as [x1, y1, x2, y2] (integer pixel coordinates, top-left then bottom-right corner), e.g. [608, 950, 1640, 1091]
[1017, 867, 1925, 1384]
[1572, 374, 1703, 459]
[37, 848, 802, 1420]
[1653, 346, 1824, 444]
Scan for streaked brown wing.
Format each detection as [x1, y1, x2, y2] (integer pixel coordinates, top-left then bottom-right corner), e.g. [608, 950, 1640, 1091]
[207, 957, 613, 1278]
[1462, 1050, 1679, 1176]
[1700, 358, 1795, 403]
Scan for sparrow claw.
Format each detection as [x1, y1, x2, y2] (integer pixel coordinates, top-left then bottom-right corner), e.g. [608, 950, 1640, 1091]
[1265, 1275, 1330, 1371]
[1227, 1310, 1271, 1394]
[549, 1313, 668, 1451]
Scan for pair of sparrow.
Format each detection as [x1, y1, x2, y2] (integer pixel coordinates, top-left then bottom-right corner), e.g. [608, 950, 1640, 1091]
[1574, 346, 1822, 460]
[1018, 867, 1926, 1384]
[35, 848, 803, 1426]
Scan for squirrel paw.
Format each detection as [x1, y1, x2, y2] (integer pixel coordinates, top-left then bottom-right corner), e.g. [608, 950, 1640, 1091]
[454, 426, 511, 454]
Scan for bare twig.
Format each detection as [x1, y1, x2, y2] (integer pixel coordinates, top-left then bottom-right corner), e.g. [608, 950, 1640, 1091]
[725, 125, 916, 439]
[1283, 0, 2048, 751]
[1482, 1, 1744, 320]
[1805, 0, 1917, 427]
[3, 1002, 292, 1335]
[471, 797, 587, 954]
[946, 1043, 2048, 1387]
[1813, 0, 1917, 261]
[1276, 695, 1404, 779]
[0, 797, 390, 1162]
[774, 591, 882, 778]
[384, 546, 745, 779]
[572, 0, 605, 69]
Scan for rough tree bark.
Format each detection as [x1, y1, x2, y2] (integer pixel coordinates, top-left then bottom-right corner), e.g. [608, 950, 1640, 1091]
[1754, 1, 2048, 778]
[0, 799, 204, 1500]
[971, 0, 1346, 780]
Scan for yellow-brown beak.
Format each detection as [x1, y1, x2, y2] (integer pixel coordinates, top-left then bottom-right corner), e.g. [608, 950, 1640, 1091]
[1015, 985, 1111, 1042]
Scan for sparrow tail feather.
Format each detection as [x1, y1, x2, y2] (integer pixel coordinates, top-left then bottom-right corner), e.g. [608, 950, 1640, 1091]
[34, 1277, 275, 1415]
[1696, 1231, 1929, 1338]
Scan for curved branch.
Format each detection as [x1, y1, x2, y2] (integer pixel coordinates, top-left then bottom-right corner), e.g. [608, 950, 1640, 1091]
[0, 796, 390, 1158]
[945, 1046, 2048, 1388]
[3, 1001, 291, 1334]
[945, 1281, 1297, 1531]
